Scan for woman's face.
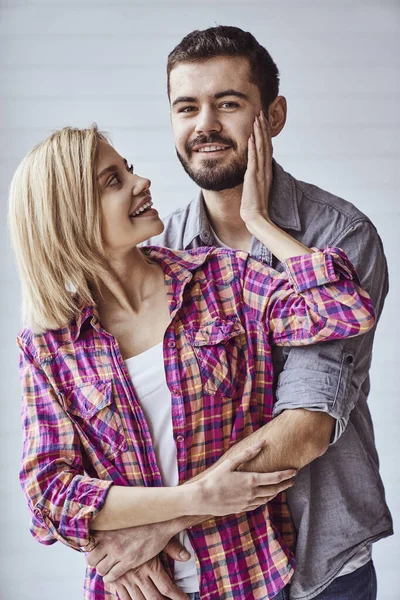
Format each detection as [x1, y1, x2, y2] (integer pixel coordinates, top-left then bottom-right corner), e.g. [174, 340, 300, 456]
[97, 141, 164, 252]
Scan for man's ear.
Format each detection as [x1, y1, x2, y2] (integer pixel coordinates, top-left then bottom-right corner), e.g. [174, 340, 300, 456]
[267, 96, 287, 137]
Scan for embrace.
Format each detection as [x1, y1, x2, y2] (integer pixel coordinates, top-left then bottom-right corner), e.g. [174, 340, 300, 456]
[10, 26, 392, 600]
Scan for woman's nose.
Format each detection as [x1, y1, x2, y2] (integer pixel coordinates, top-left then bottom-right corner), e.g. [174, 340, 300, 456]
[133, 175, 151, 195]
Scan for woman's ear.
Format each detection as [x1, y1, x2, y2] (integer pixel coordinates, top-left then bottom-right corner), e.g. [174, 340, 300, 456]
[267, 96, 287, 137]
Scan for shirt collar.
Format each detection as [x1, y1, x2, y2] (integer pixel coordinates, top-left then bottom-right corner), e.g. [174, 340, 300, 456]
[72, 304, 101, 342]
[182, 160, 301, 250]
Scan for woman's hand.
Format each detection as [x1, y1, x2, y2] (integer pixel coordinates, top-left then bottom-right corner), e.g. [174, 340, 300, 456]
[240, 112, 273, 229]
[193, 441, 296, 516]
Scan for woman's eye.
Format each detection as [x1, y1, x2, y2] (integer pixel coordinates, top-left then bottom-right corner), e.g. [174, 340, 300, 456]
[108, 173, 121, 186]
[127, 163, 134, 174]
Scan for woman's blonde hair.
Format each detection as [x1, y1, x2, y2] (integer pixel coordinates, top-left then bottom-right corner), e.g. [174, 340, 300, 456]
[9, 125, 110, 333]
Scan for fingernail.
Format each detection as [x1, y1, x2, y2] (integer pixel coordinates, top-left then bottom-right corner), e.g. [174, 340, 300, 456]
[179, 549, 191, 560]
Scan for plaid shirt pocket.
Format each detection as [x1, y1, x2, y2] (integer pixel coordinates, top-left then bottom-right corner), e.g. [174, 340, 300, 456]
[61, 380, 127, 460]
[186, 317, 247, 396]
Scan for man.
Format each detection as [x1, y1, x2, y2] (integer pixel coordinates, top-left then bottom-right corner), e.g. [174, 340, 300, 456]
[87, 26, 392, 599]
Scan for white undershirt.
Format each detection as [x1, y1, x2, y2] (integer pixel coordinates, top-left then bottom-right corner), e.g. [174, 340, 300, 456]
[337, 543, 372, 577]
[124, 343, 199, 593]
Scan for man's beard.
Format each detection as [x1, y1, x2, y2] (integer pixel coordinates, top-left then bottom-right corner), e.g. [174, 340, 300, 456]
[176, 134, 248, 191]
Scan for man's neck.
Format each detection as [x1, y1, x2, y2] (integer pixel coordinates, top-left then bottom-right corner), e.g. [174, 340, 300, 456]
[202, 185, 252, 252]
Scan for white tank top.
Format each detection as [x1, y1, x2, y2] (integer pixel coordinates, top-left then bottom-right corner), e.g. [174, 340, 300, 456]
[124, 343, 199, 593]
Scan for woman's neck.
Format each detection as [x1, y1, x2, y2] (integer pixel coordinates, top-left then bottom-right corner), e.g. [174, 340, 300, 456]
[97, 246, 163, 316]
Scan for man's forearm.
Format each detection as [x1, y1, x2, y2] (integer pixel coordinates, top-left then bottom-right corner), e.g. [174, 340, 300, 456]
[168, 408, 333, 532]
[236, 408, 334, 473]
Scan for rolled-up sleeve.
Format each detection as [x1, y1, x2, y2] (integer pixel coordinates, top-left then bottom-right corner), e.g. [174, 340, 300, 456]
[18, 341, 113, 552]
[239, 245, 375, 347]
[273, 221, 388, 442]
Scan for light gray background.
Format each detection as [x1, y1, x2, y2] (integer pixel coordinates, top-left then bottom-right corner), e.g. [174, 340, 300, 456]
[0, 1, 398, 599]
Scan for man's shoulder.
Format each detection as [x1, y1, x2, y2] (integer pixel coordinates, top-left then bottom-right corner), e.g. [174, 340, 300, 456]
[293, 172, 371, 228]
[144, 200, 196, 249]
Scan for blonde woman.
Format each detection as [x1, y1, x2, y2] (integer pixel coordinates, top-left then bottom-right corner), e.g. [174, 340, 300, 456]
[9, 120, 375, 600]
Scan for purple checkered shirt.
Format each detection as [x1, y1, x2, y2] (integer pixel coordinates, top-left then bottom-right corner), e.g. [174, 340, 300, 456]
[18, 246, 375, 599]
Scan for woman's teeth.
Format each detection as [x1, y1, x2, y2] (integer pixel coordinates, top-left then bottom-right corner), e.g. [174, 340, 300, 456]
[130, 200, 152, 217]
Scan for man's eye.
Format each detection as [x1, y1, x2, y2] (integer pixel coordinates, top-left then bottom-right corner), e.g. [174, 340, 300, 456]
[179, 106, 196, 114]
[220, 102, 239, 109]
[127, 163, 134, 174]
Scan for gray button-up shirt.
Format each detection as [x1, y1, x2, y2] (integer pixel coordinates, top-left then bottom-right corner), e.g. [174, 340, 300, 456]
[146, 161, 393, 599]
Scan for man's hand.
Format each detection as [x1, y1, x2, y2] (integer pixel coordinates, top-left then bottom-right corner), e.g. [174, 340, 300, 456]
[110, 556, 189, 600]
[86, 522, 190, 583]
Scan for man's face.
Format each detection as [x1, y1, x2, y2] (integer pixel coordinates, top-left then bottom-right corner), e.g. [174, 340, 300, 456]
[169, 56, 263, 191]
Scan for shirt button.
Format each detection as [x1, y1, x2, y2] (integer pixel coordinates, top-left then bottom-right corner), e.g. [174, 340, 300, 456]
[172, 388, 179, 395]
[176, 435, 185, 443]
[168, 340, 176, 348]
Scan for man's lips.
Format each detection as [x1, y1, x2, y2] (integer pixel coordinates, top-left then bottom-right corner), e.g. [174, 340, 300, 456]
[192, 143, 231, 154]
[129, 195, 153, 217]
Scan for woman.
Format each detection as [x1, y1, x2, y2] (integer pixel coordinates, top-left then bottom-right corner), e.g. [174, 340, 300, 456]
[9, 117, 375, 600]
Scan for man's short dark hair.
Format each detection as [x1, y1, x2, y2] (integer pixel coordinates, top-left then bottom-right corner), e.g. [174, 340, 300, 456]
[167, 25, 280, 111]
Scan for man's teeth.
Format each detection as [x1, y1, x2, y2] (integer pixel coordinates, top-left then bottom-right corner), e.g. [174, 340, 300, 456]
[195, 145, 227, 153]
[131, 201, 152, 217]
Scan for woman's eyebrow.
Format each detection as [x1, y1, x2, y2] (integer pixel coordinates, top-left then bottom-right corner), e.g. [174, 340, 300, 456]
[98, 159, 128, 181]
[97, 165, 118, 180]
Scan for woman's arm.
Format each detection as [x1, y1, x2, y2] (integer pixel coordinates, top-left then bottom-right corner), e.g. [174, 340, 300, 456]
[237, 114, 375, 346]
[91, 441, 295, 530]
[18, 340, 294, 538]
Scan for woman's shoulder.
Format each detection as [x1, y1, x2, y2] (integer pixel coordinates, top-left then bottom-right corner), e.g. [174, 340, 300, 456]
[16, 306, 94, 359]
[143, 245, 249, 271]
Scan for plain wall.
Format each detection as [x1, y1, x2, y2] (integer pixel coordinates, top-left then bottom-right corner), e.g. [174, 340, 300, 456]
[0, 1, 398, 598]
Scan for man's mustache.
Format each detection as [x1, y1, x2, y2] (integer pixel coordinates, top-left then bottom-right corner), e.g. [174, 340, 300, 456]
[186, 134, 237, 153]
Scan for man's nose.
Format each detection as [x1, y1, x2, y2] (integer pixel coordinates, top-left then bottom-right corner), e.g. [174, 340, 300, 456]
[194, 107, 222, 135]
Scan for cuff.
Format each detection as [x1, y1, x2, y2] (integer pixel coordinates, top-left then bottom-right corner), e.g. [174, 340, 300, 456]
[34, 477, 113, 552]
[283, 247, 357, 294]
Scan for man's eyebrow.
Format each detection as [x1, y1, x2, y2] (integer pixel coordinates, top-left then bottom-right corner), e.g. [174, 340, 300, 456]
[214, 89, 249, 101]
[172, 96, 197, 107]
[97, 159, 127, 180]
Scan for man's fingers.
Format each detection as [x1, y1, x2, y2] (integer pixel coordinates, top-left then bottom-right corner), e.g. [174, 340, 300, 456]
[126, 577, 165, 600]
[149, 570, 190, 600]
[85, 545, 107, 568]
[114, 583, 136, 600]
[95, 555, 120, 578]
[164, 537, 191, 562]
[103, 561, 130, 584]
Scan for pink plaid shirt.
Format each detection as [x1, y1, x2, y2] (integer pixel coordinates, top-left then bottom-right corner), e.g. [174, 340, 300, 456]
[18, 246, 375, 599]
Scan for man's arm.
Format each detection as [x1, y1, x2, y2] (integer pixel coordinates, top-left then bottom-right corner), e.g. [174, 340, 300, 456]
[272, 219, 388, 440]
[89, 408, 329, 588]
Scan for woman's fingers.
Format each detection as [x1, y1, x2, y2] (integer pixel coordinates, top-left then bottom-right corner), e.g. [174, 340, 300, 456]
[254, 116, 265, 175]
[254, 468, 297, 485]
[227, 440, 265, 471]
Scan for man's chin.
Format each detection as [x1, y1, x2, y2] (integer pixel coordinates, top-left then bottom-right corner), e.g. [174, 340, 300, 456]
[176, 151, 246, 191]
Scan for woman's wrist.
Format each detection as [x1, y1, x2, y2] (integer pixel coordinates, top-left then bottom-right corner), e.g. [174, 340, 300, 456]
[244, 214, 276, 240]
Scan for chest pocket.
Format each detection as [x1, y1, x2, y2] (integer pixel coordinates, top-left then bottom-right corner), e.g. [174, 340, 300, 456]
[185, 318, 247, 397]
[61, 380, 127, 461]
